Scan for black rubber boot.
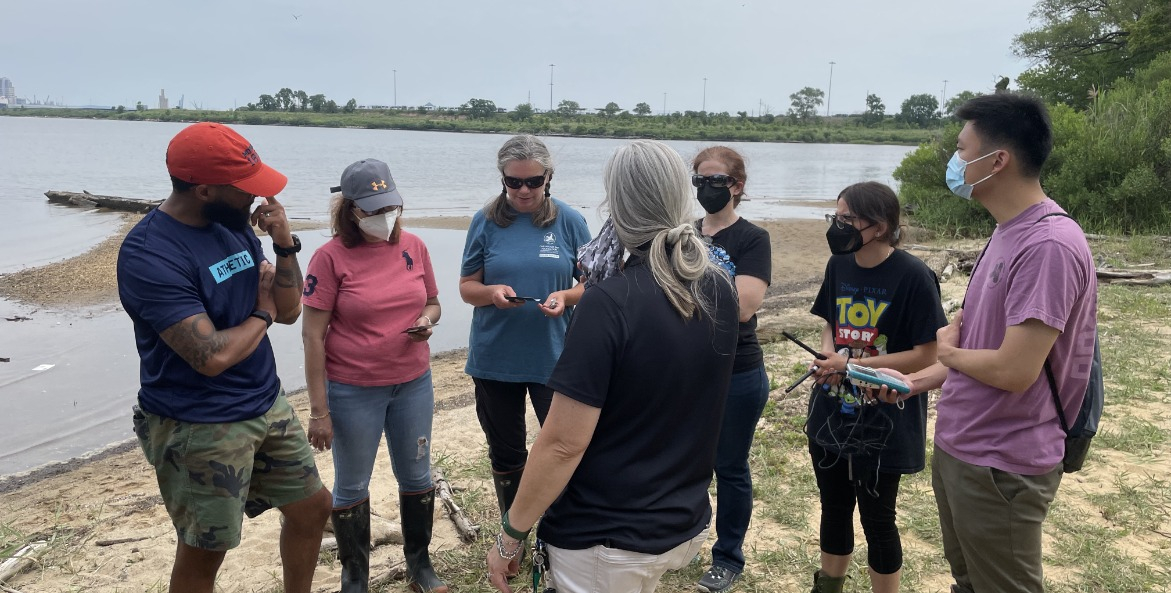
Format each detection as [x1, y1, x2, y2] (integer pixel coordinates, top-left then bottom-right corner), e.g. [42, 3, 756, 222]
[401, 489, 449, 593]
[331, 499, 370, 593]
[810, 570, 847, 593]
[492, 467, 524, 514]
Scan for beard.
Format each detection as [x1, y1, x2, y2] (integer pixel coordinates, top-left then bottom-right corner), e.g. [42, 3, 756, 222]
[203, 199, 251, 231]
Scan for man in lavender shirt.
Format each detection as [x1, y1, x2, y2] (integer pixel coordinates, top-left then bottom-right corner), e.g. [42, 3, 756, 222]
[883, 94, 1097, 593]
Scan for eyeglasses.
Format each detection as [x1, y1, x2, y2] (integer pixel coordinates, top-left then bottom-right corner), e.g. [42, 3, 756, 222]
[691, 174, 738, 189]
[354, 205, 402, 218]
[503, 172, 547, 189]
[825, 213, 863, 229]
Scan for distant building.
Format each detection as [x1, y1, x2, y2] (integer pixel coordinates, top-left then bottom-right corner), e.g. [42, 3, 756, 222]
[158, 89, 169, 110]
[0, 78, 15, 103]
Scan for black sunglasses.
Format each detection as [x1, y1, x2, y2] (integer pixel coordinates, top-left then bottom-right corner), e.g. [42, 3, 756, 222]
[503, 172, 548, 190]
[691, 174, 738, 189]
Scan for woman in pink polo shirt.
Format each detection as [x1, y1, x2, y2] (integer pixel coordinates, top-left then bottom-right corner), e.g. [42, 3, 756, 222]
[302, 159, 446, 593]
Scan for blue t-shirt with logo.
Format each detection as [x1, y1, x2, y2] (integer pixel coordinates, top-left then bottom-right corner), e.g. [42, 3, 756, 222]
[117, 209, 279, 423]
[460, 198, 592, 383]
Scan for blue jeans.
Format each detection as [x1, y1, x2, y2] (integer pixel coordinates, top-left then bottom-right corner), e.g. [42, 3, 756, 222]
[711, 364, 770, 573]
[328, 370, 434, 508]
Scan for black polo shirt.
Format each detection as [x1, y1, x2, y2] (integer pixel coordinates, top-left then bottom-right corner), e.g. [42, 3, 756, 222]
[539, 256, 739, 554]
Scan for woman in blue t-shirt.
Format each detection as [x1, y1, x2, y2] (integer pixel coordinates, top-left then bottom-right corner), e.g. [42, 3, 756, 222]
[458, 134, 591, 529]
[805, 182, 947, 593]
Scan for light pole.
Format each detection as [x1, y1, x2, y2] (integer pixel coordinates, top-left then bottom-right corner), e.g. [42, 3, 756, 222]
[549, 64, 555, 112]
[702, 77, 707, 112]
[941, 79, 948, 116]
[663, 92, 667, 116]
[393, 69, 397, 108]
[826, 61, 836, 117]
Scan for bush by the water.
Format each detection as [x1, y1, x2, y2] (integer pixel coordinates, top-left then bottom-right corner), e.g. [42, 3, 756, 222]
[894, 52, 1171, 236]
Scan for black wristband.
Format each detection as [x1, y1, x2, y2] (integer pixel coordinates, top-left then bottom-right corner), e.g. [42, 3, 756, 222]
[250, 310, 273, 328]
[501, 510, 531, 540]
[273, 234, 301, 258]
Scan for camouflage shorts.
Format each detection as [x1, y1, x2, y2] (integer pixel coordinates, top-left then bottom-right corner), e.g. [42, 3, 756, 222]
[132, 392, 323, 551]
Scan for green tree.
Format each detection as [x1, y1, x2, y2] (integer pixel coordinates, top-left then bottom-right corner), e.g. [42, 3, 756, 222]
[861, 93, 885, 127]
[601, 102, 621, 117]
[309, 94, 326, 112]
[1013, 0, 1171, 108]
[343, 98, 357, 113]
[135, 102, 146, 112]
[899, 94, 939, 128]
[556, 99, 581, 117]
[463, 98, 498, 119]
[115, 105, 125, 114]
[944, 90, 981, 117]
[511, 103, 534, 121]
[258, 94, 278, 111]
[633, 102, 652, 116]
[295, 90, 309, 111]
[324, 99, 339, 114]
[276, 88, 294, 111]
[787, 87, 824, 122]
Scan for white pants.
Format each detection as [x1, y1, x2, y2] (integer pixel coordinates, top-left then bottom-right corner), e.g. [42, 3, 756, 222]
[545, 528, 709, 593]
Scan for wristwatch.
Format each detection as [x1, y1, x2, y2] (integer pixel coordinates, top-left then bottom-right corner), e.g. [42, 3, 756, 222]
[273, 234, 301, 258]
[249, 309, 274, 328]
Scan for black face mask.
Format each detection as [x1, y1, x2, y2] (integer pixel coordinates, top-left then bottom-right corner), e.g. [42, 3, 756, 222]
[203, 199, 251, 231]
[697, 185, 732, 214]
[825, 222, 872, 255]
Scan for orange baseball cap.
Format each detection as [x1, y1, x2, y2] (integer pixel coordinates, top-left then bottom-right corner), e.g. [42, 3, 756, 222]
[166, 122, 288, 197]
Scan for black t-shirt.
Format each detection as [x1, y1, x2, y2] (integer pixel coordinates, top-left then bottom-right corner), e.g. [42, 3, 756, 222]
[700, 217, 772, 373]
[807, 249, 946, 474]
[540, 256, 739, 554]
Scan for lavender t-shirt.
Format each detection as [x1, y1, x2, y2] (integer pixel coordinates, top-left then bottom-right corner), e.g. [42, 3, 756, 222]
[935, 199, 1097, 475]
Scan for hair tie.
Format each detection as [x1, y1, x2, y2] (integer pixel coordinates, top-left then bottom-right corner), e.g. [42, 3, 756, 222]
[665, 223, 694, 246]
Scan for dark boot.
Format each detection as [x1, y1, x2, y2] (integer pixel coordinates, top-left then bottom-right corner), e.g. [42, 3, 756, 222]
[492, 467, 524, 514]
[331, 499, 370, 593]
[810, 570, 847, 593]
[401, 489, 448, 593]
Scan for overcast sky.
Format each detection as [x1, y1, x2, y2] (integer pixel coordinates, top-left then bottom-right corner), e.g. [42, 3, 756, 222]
[1, 0, 1041, 114]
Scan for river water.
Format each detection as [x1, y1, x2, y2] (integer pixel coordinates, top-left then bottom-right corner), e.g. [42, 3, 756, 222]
[0, 116, 913, 476]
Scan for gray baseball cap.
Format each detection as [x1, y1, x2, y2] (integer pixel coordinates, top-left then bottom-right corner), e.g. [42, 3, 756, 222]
[330, 158, 404, 211]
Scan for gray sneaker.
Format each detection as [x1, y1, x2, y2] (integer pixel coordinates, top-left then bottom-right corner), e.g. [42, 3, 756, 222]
[697, 566, 739, 593]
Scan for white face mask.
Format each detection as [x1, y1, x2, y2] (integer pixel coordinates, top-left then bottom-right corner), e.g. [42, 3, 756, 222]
[355, 208, 399, 241]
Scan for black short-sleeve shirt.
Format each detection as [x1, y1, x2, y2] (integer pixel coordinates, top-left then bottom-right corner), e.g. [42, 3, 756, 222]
[807, 249, 947, 474]
[540, 257, 739, 554]
[700, 217, 772, 372]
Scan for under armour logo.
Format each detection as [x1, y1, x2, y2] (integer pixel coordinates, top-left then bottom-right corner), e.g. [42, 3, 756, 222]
[371, 180, 387, 191]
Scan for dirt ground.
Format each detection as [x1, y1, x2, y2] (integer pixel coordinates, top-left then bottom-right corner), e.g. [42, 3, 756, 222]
[1, 208, 1065, 593]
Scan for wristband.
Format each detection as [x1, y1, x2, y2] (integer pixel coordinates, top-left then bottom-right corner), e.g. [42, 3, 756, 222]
[309, 411, 330, 420]
[501, 510, 531, 540]
[420, 315, 433, 326]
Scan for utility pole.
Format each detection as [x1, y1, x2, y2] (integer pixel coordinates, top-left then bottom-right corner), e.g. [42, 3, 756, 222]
[702, 77, 707, 112]
[941, 79, 948, 116]
[826, 61, 836, 117]
[663, 92, 667, 116]
[393, 69, 397, 107]
[549, 64, 555, 112]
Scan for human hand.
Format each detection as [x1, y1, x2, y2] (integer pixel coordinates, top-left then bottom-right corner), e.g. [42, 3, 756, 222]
[812, 350, 847, 386]
[539, 291, 567, 318]
[307, 415, 334, 451]
[867, 368, 914, 404]
[491, 286, 526, 309]
[486, 534, 522, 592]
[937, 309, 963, 365]
[251, 196, 294, 246]
[256, 261, 276, 317]
[406, 315, 434, 342]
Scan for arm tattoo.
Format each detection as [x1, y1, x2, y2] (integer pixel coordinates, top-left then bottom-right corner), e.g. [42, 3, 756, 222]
[160, 313, 227, 372]
[275, 260, 303, 290]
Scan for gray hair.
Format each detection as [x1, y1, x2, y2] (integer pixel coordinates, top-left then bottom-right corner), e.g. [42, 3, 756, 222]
[485, 134, 558, 227]
[604, 140, 727, 319]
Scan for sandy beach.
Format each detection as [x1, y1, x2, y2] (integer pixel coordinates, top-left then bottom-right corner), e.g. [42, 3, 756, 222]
[1, 211, 1166, 593]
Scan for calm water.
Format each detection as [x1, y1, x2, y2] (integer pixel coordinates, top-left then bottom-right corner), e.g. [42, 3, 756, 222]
[0, 117, 913, 476]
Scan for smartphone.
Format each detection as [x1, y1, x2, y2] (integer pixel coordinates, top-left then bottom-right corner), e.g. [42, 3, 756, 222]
[402, 323, 438, 334]
[845, 363, 910, 394]
[504, 296, 542, 303]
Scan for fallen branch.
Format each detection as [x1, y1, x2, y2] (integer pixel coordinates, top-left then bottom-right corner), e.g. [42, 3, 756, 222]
[433, 467, 480, 543]
[369, 559, 407, 588]
[0, 541, 48, 584]
[95, 536, 148, 547]
[1, 584, 26, 593]
[44, 191, 160, 213]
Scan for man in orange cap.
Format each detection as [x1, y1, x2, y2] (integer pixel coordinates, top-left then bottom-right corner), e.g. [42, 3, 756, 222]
[117, 122, 331, 593]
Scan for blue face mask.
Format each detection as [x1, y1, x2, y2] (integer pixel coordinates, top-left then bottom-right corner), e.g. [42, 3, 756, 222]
[945, 150, 998, 200]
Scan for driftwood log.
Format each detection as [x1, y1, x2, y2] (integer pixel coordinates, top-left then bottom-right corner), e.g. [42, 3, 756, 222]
[433, 467, 480, 543]
[0, 541, 48, 584]
[45, 191, 161, 213]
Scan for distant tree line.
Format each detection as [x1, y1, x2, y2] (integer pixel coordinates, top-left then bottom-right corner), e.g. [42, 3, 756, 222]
[242, 88, 358, 114]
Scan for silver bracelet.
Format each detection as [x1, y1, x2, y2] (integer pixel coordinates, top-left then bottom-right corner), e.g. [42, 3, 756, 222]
[496, 532, 524, 560]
